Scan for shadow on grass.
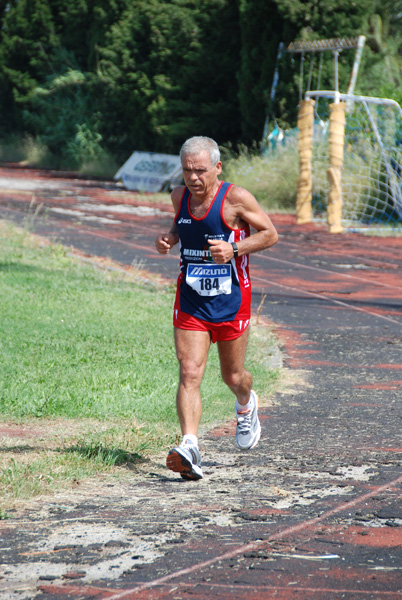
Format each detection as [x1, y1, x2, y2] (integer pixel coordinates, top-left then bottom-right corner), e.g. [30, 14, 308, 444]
[0, 442, 145, 467]
[66, 442, 145, 467]
[0, 262, 44, 273]
[0, 445, 37, 453]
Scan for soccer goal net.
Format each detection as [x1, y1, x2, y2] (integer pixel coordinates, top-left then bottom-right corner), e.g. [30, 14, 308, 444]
[264, 35, 402, 232]
[306, 91, 402, 230]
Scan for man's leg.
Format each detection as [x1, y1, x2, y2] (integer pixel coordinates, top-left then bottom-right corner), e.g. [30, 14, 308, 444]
[174, 327, 211, 436]
[217, 329, 252, 405]
[217, 329, 261, 450]
[166, 328, 210, 480]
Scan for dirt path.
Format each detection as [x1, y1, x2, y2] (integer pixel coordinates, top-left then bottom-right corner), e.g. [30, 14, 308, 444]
[0, 166, 401, 600]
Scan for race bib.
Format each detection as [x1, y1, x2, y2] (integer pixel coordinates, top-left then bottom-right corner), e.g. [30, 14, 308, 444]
[186, 263, 232, 296]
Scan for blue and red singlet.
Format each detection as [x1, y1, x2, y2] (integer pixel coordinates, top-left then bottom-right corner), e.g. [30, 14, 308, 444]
[174, 181, 251, 323]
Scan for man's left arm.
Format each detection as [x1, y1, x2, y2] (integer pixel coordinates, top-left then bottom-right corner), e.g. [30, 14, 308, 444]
[208, 186, 278, 263]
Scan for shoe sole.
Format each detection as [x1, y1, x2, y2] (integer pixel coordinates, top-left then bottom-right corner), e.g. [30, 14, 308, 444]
[166, 448, 203, 480]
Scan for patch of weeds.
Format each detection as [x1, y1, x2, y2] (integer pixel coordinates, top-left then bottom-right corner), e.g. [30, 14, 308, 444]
[22, 197, 45, 233]
[222, 144, 298, 211]
[67, 441, 143, 467]
[1, 458, 54, 499]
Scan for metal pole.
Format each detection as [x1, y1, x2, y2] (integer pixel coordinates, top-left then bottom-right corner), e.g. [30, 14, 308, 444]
[333, 50, 340, 104]
[262, 42, 285, 143]
[347, 35, 366, 96]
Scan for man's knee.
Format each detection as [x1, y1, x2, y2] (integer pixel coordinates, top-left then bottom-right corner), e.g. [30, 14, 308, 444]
[179, 358, 205, 387]
[221, 367, 244, 390]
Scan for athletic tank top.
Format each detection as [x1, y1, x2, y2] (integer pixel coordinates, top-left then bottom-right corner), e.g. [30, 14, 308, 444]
[174, 181, 251, 322]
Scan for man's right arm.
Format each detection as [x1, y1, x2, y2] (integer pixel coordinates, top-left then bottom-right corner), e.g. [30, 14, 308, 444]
[155, 186, 183, 254]
[155, 224, 179, 254]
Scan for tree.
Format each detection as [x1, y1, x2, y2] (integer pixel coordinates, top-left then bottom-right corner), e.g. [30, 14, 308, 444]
[237, 0, 292, 142]
[98, 0, 241, 156]
[0, 0, 128, 162]
[0, 0, 59, 134]
[0, 0, 241, 160]
[359, 0, 402, 98]
[0, 0, 398, 163]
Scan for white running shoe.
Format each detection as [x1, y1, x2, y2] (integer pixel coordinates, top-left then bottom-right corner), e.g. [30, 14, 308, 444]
[236, 390, 261, 450]
[166, 444, 203, 480]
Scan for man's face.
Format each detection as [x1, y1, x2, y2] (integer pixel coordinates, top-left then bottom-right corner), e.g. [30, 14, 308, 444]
[181, 150, 222, 197]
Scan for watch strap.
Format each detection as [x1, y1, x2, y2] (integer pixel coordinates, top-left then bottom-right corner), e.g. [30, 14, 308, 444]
[231, 242, 238, 258]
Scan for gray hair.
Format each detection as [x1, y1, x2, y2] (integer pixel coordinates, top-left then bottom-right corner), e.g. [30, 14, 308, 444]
[180, 136, 221, 165]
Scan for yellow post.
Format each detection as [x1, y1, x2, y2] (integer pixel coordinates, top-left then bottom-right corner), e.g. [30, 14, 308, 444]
[327, 102, 346, 233]
[296, 99, 315, 224]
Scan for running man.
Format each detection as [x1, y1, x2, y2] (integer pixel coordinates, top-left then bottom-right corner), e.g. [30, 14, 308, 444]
[155, 136, 278, 480]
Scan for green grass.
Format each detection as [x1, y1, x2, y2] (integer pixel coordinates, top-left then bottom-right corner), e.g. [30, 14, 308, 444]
[221, 144, 299, 212]
[0, 221, 281, 506]
[0, 243, 175, 423]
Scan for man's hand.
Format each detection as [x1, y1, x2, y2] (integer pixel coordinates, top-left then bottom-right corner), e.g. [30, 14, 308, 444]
[155, 233, 177, 254]
[208, 238, 236, 263]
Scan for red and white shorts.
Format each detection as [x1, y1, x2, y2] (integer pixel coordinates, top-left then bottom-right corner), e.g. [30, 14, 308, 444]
[173, 309, 250, 343]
